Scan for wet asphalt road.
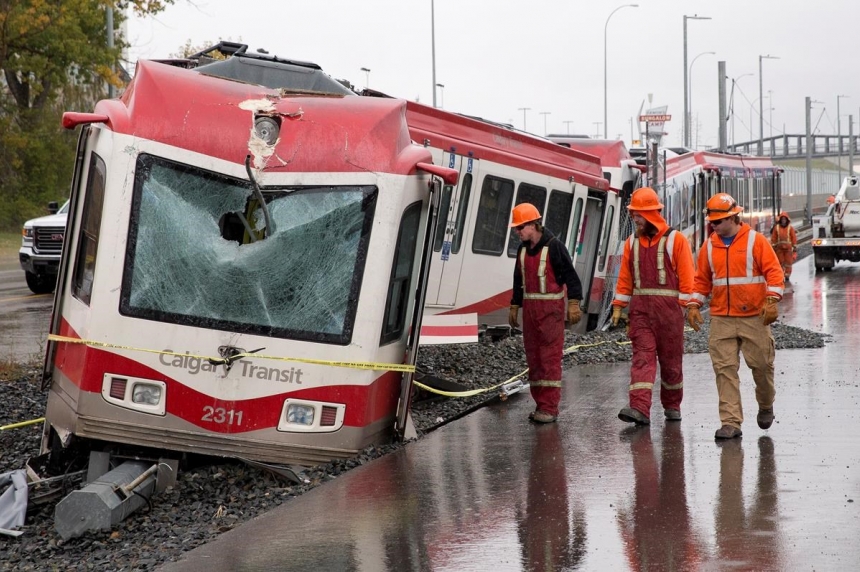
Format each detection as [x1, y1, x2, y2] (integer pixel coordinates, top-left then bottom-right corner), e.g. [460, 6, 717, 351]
[159, 254, 860, 572]
[0, 267, 52, 362]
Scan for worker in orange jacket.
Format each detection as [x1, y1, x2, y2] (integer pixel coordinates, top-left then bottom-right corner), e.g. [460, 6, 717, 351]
[612, 188, 696, 425]
[770, 211, 797, 282]
[687, 193, 785, 440]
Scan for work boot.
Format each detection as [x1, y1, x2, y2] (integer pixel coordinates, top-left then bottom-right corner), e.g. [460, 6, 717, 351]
[714, 424, 742, 439]
[618, 407, 650, 425]
[532, 410, 557, 424]
[664, 408, 682, 421]
[757, 408, 775, 429]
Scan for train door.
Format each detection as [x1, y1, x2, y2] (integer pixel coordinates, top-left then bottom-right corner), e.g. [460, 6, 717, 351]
[566, 186, 604, 314]
[426, 153, 477, 306]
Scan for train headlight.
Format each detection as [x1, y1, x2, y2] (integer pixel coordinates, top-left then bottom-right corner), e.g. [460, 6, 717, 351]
[132, 383, 163, 406]
[254, 116, 280, 146]
[287, 403, 315, 426]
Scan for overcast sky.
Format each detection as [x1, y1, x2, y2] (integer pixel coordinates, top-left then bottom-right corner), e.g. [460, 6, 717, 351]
[124, 0, 860, 150]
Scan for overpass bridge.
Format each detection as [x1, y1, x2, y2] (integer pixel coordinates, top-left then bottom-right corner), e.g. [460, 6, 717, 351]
[725, 134, 858, 159]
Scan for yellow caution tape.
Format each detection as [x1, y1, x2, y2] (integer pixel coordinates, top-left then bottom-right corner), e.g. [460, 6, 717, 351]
[0, 417, 44, 431]
[47, 334, 415, 373]
[416, 339, 632, 398]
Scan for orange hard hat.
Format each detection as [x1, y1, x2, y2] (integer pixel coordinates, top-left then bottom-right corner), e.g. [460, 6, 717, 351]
[704, 193, 744, 221]
[510, 203, 541, 227]
[627, 187, 663, 211]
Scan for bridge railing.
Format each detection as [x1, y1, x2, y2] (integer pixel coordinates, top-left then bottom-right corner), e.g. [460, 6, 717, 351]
[724, 134, 860, 159]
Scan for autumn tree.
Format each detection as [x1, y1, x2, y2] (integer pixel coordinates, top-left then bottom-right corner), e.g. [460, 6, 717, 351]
[0, 0, 174, 230]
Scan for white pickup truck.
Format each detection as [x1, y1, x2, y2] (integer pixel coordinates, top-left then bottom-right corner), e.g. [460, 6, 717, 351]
[812, 176, 860, 273]
[19, 200, 69, 294]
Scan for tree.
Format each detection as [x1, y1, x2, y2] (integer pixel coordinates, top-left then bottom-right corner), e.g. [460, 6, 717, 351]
[0, 0, 175, 230]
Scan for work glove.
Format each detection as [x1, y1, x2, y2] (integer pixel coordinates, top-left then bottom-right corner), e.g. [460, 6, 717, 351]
[686, 306, 704, 332]
[567, 300, 582, 325]
[760, 297, 779, 326]
[792, 246, 798, 261]
[611, 306, 624, 327]
[508, 305, 520, 329]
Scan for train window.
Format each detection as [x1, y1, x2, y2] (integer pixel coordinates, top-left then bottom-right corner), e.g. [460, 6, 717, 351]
[545, 190, 573, 245]
[381, 201, 422, 345]
[507, 183, 547, 257]
[433, 185, 454, 252]
[472, 175, 514, 256]
[121, 154, 376, 345]
[71, 152, 107, 306]
[568, 198, 584, 257]
[451, 173, 472, 254]
[598, 205, 615, 272]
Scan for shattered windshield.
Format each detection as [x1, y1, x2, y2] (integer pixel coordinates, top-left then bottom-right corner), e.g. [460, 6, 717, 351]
[120, 154, 376, 344]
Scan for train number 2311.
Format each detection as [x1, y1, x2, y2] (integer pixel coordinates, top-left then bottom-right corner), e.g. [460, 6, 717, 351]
[202, 406, 244, 426]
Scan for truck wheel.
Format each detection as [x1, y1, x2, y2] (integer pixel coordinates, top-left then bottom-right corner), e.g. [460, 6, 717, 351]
[25, 271, 56, 294]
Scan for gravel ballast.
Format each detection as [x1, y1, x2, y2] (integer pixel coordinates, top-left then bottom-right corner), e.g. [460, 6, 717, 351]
[0, 315, 828, 571]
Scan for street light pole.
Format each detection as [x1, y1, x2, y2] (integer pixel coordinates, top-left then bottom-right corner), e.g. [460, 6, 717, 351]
[436, 83, 445, 109]
[360, 67, 371, 89]
[431, 0, 437, 108]
[837, 94, 849, 182]
[518, 107, 531, 131]
[604, 4, 638, 139]
[758, 54, 779, 155]
[689, 50, 715, 146]
[729, 73, 753, 148]
[683, 14, 711, 147]
[540, 111, 551, 136]
[563, 120, 574, 135]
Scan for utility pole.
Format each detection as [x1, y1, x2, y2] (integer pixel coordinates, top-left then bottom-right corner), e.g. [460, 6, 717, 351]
[806, 96, 812, 225]
[106, 5, 115, 98]
[518, 107, 531, 131]
[837, 95, 849, 182]
[718, 61, 727, 152]
[593, 122, 603, 138]
[850, 114, 855, 177]
[540, 111, 551, 136]
[563, 120, 574, 135]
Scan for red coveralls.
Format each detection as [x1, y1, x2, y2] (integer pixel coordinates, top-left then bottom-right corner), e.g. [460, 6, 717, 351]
[770, 216, 797, 280]
[519, 238, 568, 416]
[614, 226, 694, 419]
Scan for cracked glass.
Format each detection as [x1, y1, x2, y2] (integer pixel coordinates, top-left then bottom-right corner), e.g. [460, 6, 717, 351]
[121, 154, 376, 345]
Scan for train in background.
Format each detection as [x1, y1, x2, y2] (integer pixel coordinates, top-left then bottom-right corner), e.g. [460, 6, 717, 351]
[647, 150, 783, 252]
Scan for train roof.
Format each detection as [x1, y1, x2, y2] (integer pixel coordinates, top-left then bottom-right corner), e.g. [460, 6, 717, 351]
[665, 150, 779, 178]
[87, 58, 430, 177]
[547, 137, 633, 167]
[404, 103, 609, 191]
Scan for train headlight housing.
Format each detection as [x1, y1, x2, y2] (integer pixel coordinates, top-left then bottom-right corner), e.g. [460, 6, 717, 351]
[287, 403, 315, 426]
[279, 399, 345, 433]
[102, 374, 166, 416]
[132, 383, 163, 406]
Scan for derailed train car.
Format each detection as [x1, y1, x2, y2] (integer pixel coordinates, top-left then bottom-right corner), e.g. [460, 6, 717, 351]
[40, 44, 457, 468]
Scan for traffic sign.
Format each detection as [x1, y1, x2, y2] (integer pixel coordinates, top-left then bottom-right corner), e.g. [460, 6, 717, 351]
[639, 114, 672, 122]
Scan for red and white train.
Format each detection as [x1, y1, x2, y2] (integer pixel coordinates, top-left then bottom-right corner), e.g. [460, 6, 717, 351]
[40, 44, 627, 469]
[654, 151, 783, 252]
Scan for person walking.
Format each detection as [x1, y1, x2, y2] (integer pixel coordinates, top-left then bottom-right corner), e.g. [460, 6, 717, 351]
[612, 187, 696, 426]
[508, 203, 582, 423]
[686, 193, 785, 440]
[770, 211, 797, 282]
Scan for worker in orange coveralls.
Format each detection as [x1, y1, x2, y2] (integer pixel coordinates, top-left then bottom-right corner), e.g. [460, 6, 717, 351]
[618, 424, 703, 571]
[770, 211, 797, 282]
[613, 187, 696, 426]
[687, 193, 785, 440]
[508, 203, 582, 424]
[517, 424, 586, 570]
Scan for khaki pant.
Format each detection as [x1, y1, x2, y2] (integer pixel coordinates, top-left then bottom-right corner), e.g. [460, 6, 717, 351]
[708, 316, 776, 428]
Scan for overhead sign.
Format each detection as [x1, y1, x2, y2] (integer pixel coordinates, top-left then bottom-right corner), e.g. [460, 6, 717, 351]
[639, 114, 672, 122]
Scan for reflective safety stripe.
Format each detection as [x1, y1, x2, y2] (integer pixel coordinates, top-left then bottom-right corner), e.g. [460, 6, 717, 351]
[713, 275, 766, 287]
[679, 292, 692, 302]
[633, 231, 673, 288]
[632, 288, 680, 297]
[656, 235, 667, 284]
[523, 291, 565, 300]
[629, 382, 654, 391]
[662, 381, 684, 390]
[519, 244, 552, 295]
[615, 293, 632, 303]
[691, 292, 708, 305]
[530, 379, 562, 387]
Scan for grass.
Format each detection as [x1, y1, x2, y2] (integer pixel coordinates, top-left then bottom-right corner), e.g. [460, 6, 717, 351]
[0, 231, 20, 271]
